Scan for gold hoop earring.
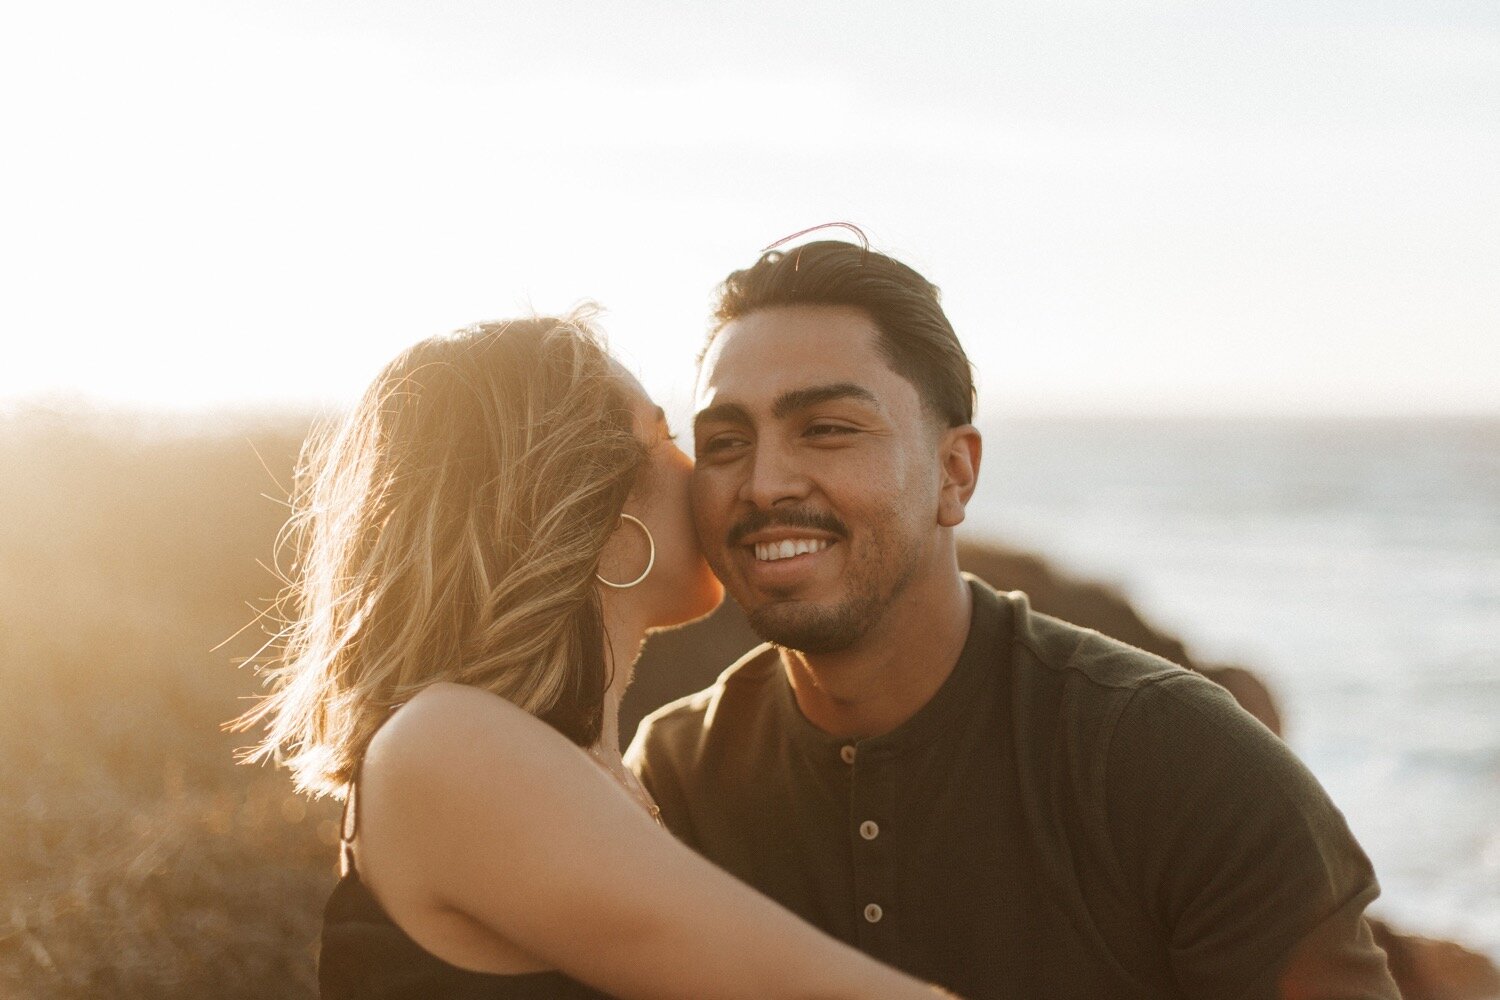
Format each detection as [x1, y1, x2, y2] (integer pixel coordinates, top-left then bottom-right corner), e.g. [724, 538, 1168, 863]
[595, 514, 655, 589]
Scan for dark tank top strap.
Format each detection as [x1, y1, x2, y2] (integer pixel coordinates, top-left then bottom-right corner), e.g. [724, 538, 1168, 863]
[339, 702, 403, 875]
[338, 779, 359, 874]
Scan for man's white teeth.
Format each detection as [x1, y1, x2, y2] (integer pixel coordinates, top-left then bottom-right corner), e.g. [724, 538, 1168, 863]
[754, 538, 831, 562]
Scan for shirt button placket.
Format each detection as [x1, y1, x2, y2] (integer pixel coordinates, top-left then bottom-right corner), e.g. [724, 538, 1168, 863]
[849, 744, 894, 957]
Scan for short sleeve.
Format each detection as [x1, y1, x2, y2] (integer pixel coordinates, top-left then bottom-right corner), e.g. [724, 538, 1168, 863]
[1104, 672, 1399, 1000]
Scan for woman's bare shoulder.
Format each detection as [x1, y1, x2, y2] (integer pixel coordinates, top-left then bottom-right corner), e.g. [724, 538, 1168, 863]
[360, 682, 580, 836]
[370, 683, 557, 766]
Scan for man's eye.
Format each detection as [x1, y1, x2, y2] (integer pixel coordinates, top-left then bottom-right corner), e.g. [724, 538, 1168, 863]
[698, 435, 748, 456]
[806, 424, 856, 438]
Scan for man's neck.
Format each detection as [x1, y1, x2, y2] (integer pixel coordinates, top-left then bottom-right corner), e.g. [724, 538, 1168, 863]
[781, 568, 973, 740]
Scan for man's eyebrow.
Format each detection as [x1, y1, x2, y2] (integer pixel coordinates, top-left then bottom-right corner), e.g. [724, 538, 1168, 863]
[692, 384, 880, 433]
[692, 401, 752, 433]
[771, 382, 879, 419]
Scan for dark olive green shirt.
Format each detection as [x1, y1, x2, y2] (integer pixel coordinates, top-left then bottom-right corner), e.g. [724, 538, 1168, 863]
[626, 578, 1398, 999]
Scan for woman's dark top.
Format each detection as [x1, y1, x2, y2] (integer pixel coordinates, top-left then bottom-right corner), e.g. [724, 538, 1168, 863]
[319, 782, 613, 1000]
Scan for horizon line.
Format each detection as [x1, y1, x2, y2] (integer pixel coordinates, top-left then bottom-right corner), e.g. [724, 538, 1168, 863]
[4, 393, 1498, 429]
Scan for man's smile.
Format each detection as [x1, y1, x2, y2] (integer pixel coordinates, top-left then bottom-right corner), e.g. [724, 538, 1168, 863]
[730, 527, 842, 588]
[752, 537, 831, 562]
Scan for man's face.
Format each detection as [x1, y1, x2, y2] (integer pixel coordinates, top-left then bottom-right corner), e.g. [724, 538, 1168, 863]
[690, 304, 947, 653]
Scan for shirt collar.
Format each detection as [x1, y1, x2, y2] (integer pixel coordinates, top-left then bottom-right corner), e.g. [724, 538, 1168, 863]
[773, 576, 1010, 761]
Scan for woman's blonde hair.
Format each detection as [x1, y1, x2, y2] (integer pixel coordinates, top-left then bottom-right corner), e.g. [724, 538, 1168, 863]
[237, 311, 647, 797]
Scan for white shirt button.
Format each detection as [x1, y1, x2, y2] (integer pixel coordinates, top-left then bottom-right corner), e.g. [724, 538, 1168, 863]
[840, 745, 857, 764]
[859, 820, 879, 840]
[863, 903, 883, 924]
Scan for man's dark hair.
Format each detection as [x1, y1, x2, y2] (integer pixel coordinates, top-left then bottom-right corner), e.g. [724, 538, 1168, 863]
[708, 240, 976, 427]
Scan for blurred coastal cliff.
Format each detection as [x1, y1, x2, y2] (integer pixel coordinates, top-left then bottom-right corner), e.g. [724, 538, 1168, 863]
[2, 408, 1496, 999]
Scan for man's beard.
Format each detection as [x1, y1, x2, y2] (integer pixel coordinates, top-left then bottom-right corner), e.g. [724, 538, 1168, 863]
[747, 595, 869, 655]
[736, 536, 923, 655]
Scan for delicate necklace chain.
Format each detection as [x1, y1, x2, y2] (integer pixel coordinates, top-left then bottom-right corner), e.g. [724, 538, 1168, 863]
[586, 746, 663, 826]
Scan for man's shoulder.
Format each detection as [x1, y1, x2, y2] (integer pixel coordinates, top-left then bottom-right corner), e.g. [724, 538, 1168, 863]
[629, 643, 782, 755]
[976, 579, 1250, 755]
[986, 583, 1308, 831]
[986, 579, 1188, 695]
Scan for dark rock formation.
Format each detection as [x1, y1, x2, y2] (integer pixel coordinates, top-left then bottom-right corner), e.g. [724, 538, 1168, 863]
[1372, 922, 1500, 1000]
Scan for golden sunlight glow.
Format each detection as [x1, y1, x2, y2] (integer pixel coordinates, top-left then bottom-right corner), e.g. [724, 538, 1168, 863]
[2, 1, 1495, 419]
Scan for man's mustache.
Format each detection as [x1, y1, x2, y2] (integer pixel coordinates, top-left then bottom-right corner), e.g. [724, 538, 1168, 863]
[726, 508, 850, 547]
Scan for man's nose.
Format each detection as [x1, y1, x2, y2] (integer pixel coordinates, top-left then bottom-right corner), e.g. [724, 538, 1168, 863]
[738, 442, 811, 509]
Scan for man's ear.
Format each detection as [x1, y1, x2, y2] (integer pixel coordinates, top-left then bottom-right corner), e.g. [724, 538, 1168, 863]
[936, 424, 982, 528]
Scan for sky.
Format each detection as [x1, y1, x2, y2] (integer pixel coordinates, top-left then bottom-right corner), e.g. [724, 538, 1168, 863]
[2, 0, 1496, 420]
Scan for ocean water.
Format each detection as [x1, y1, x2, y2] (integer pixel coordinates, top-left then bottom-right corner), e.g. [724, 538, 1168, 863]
[963, 416, 1500, 959]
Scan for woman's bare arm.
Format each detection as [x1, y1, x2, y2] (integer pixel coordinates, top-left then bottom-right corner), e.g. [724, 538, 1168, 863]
[355, 683, 954, 1000]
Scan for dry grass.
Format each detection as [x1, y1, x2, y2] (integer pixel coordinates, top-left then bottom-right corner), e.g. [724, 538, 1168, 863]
[0, 408, 337, 999]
